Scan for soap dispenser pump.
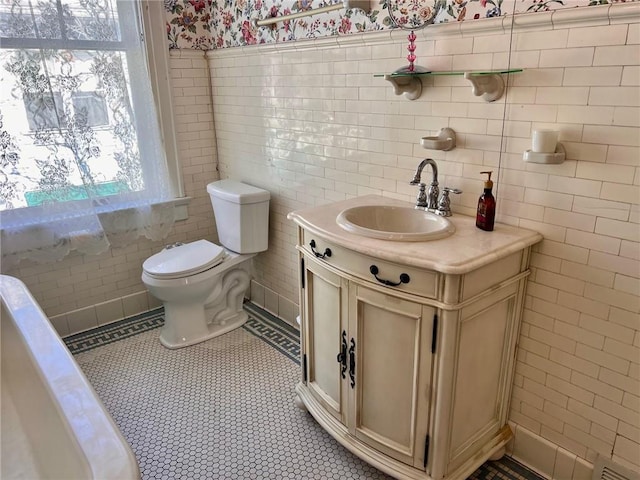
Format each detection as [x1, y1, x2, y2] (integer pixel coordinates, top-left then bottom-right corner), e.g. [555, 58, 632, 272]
[476, 171, 496, 231]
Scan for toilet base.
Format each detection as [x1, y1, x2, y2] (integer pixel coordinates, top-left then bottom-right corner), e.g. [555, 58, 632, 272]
[158, 266, 252, 349]
[159, 308, 248, 349]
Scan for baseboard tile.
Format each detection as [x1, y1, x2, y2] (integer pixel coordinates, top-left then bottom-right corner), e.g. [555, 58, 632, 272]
[54, 282, 297, 338]
[52, 290, 155, 337]
[249, 280, 299, 328]
[249, 280, 265, 308]
[510, 424, 594, 480]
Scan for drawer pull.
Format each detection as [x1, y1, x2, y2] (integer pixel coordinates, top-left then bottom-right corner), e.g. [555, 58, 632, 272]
[310, 239, 332, 259]
[369, 265, 410, 287]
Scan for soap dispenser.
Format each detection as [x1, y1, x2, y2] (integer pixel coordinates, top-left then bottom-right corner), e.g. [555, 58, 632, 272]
[476, 171, 496, 231]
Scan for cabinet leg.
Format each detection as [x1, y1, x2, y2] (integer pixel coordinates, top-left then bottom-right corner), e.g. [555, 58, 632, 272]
[489, 447, 506, 461]
[294, 394, 307, 411]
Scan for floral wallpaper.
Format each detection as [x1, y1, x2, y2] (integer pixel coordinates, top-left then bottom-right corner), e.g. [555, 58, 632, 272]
[165, 0, 634, 50]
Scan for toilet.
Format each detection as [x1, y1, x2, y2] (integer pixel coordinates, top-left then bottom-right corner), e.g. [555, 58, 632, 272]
[141, 180, 270, 349]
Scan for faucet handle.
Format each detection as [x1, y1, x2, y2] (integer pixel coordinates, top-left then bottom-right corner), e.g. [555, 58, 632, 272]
[415, 183, 428, 209]
[436, 187, 462, 217]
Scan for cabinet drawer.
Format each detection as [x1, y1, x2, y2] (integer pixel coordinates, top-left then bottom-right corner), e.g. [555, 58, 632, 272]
[302, 231, 439, 300]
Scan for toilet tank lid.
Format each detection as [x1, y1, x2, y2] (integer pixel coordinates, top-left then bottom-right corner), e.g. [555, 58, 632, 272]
[142, 240, 225, 278]
[207, 180, 270, 204]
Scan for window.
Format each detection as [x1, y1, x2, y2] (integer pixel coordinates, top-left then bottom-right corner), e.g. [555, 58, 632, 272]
[0, 0, 181, 265]
[23, 92, 65, 130]
[22, 92, 108, 131]
[71, 92, 110, 128]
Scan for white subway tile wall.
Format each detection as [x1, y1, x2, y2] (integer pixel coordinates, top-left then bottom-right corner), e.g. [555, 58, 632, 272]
[207, 8, 639, 474]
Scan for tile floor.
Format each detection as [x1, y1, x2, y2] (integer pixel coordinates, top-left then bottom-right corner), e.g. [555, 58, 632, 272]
[65, 303, 544, 480]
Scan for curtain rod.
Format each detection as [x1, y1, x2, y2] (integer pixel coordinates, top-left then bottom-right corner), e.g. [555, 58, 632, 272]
[253, 0, 352, 27]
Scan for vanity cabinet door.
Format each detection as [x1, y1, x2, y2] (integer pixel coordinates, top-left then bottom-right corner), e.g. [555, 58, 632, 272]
[302, 255, 349, 424]
[348, 282, 435, 469]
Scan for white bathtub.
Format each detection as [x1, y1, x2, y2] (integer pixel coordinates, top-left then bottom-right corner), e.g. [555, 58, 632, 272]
[0, 275, 140, 480]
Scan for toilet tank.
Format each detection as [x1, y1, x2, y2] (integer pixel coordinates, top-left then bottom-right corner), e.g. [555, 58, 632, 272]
[206, 180, 270, 254]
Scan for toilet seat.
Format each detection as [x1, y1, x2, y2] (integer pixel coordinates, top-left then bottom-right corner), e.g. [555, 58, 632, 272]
[142, 240, 226, 280]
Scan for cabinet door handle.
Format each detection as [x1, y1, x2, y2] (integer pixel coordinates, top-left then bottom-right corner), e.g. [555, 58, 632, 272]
[310, 239, 332, 259]
[336, 330, 347, 379]
[369, 265, 410, 287]
[348, 338, 356, 388]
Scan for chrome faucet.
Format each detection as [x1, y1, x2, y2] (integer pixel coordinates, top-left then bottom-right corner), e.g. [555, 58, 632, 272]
[410, 159, 462, 215]
[410, 158, 439, 211]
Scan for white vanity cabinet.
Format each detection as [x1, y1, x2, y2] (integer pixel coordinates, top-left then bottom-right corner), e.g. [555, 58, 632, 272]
[288, 196, 542, 480]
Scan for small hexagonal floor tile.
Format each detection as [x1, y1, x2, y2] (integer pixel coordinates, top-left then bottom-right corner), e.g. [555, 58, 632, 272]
[70, 305, 542, 480]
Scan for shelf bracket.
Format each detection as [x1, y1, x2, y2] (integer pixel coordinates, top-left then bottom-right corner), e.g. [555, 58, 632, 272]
[463, 72, 505, 102]
[383, 74, 422, 101]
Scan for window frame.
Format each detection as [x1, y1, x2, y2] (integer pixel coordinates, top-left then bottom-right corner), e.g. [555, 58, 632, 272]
[140, 0, 184, 200]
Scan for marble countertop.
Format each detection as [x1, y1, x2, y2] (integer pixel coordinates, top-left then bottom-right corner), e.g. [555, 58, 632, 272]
[287, 195, 543, 275]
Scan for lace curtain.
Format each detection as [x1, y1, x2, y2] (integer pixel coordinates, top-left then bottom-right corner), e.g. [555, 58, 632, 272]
[0, 0, 176, 268]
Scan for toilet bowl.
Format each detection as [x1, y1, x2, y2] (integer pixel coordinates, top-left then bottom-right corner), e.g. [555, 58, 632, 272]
[142, 240, 254, 348]
[141, 180, 270, 349]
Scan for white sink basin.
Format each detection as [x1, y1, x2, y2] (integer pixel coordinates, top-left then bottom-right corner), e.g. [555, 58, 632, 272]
[336, 205, 455, 242]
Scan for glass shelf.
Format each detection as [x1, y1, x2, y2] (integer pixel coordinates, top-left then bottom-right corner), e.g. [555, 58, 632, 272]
[373, 68, 523, 78]
[375, 68, 523, 102]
